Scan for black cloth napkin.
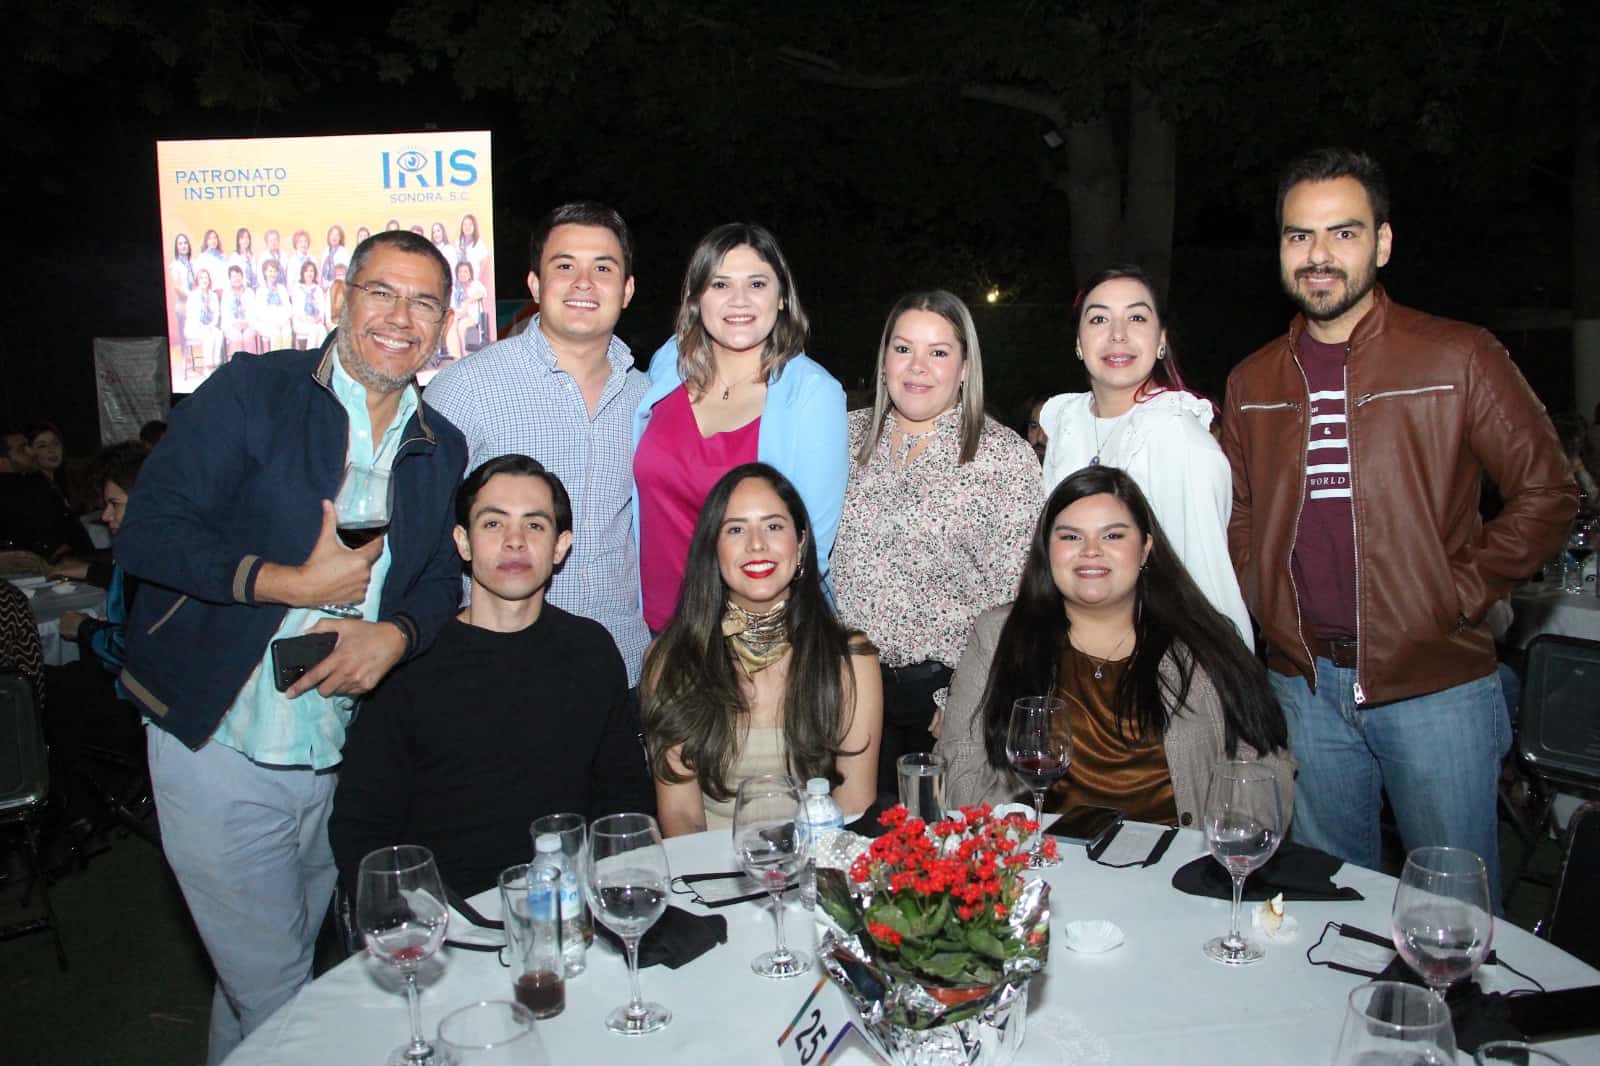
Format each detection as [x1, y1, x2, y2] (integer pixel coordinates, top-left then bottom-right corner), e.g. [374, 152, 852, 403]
[1372, 956, 1522, 1053]
[1170, 840, 1365, 901]
[594, 904, 727, 969]
[846, 799, 898, 838]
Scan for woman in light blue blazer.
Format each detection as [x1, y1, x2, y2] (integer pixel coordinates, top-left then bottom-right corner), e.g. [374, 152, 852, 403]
[632, 223, 848, 632]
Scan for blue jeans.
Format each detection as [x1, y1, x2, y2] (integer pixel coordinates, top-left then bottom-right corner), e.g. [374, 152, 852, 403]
[147, 726, 339, 1066]
[1269, 661, 1510, 908]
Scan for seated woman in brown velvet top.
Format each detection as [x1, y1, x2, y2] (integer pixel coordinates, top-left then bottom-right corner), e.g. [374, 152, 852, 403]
[933, 465, 1294, 830]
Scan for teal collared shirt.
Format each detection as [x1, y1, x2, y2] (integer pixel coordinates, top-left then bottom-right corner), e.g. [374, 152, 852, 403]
[210, 353, 417, 769]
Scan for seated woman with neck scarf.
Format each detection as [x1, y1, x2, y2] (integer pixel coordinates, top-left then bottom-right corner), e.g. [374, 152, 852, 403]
[644, 462, 882, 836]
[935, 465, 1293, 830]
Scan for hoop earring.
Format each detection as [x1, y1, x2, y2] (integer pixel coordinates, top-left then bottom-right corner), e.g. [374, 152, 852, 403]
[1157, 343, 1167, 360]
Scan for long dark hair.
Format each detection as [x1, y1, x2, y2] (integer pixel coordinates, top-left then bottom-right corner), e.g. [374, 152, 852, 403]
[978, 466, 1286, 768]
[643, 462, 873, 801]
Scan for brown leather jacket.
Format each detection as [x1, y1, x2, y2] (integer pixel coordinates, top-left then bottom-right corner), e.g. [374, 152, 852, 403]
[1221, 287, 1577, 706]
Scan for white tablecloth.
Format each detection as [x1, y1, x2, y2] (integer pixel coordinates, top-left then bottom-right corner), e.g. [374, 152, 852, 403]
[1509, 586, 1600, 648]
[226, 829, 1599, 1065]
[5, 578, 106, 666]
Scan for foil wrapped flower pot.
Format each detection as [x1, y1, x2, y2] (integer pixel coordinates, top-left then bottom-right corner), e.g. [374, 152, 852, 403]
[814, 805, 1051, 1066]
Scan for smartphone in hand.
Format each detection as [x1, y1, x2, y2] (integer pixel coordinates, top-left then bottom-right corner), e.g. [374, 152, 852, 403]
[270, 632, 338, 693]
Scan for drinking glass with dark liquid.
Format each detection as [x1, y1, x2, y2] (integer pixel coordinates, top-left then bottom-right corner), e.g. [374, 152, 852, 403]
[321, 463, 394, 617]
[498, 863, 565, 1020]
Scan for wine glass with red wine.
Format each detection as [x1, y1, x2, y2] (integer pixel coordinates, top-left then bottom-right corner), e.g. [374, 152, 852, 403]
[320, 463, 394, 617]
[1006, 696, 1071, 868]
[356, 845, 450, 1065]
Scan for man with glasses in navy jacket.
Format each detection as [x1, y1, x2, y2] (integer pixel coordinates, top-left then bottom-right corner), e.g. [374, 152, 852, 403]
[119, 231, 468, 1066]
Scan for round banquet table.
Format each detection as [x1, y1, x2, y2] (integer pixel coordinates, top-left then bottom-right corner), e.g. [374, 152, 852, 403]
[1508, 585, 1600, 647]
[226, 828, 1600, 1065]
[4, 577, 105, 666]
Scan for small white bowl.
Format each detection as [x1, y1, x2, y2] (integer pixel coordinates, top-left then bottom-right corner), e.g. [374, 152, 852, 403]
[1064, 920, 1125, 953]
[50, 582, 77, 595]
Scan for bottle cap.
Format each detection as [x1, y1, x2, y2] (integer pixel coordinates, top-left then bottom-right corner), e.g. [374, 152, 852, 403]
[534, 833, 562, 854]
[806, 778, 830, 796]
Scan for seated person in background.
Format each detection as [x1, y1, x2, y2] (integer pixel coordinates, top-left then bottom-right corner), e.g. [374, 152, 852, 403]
[934, 465, 1294, 829]
[330, 455, 653, 897]
[46, 443, 148, 826]
[643, 462, 881, 836]
[0, 426, 94, 564]
[1551, 412, 1599, 501]
[0, 578, 44, 709]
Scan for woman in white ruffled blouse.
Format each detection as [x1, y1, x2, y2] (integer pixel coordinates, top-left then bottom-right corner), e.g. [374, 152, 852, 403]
[1039, 265, 1254, 647]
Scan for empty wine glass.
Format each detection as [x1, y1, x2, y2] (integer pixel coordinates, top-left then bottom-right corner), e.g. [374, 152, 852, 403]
[733, 774, 811, 979]
[1331, 981, 1457, 1065]
[357, 845, 451, 1066]
[1201, 760, 1284, 965]
[1391, 845, 1494, 996]
[320, 463, 394, 617]
[584, 813, 672, 1035]
[1006, 696, 1072, 868]
[1475, 1041, 1573, 1065]
[435, 1000, 550, 1065]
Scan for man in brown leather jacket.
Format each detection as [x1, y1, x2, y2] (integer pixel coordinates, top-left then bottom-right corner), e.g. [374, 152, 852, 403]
[1221, 148, 1576, 904]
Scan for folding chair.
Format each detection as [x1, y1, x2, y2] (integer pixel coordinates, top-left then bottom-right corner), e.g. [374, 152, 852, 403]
[0, 672, 67, 969]
[1539, 800, 1600, 968]
[1504, 635, 1600, 906]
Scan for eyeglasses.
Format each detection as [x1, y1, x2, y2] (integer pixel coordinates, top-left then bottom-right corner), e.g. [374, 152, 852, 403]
[346, 281, 447, 323]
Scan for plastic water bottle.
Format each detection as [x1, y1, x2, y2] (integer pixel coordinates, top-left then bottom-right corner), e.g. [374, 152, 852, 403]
[796, 777, 844, 911]
[532, 833, 587, 976]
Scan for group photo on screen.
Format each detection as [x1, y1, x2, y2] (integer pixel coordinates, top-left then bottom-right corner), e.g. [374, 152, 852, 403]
[163, 213, 495, 389]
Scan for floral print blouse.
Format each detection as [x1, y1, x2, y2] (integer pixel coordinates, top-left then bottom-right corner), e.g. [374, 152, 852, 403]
[832, 407, 1042, 668]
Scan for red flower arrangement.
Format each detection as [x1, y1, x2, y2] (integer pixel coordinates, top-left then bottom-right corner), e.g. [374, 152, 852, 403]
[829, 804, 1053, 989]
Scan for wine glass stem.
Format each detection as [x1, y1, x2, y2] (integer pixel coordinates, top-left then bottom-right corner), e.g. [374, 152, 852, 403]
[770, 889, 791, 958]
[403, 971, 428, 1055]
[1031, 789, 1046, 856]
[624, 936, 646, 1017]
[1228, 874, 1245, 946]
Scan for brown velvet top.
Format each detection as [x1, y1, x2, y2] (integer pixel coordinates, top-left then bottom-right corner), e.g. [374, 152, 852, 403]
[1048, 644, 1178, 825]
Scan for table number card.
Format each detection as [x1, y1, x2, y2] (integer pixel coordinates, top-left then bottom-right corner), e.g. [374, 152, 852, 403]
[776, 975, 886, 1065]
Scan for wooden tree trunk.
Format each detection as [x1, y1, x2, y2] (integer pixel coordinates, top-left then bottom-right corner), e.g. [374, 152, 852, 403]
[1123, 79, 1177, 301]
[1064, 116, 1122, 291]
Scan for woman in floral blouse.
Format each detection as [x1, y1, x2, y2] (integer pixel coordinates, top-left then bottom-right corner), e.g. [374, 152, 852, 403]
[831, 290, 1042, 791]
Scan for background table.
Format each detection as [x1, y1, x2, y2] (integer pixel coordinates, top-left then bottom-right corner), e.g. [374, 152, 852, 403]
[1509, 585, 1600, 648]
[228, 829, 1600, 1065]
[4, 577, 105, 666]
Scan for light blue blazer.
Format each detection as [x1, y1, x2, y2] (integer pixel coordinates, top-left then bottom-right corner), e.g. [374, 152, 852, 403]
[631, 337, 849, 581]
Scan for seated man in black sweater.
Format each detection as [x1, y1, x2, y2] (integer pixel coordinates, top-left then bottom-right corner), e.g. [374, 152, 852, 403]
[330, 454, 653, 897]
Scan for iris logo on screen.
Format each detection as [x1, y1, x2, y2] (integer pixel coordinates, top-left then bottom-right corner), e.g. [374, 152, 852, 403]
[382, 147, 478, 202]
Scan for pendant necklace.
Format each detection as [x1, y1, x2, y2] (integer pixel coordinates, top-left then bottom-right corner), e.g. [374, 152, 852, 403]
[1090, 408, 1114, 466]
[1076, 630, 1133, 681]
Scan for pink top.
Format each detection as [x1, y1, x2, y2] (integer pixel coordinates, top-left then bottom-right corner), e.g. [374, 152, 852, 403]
[635, 384, 761, 631]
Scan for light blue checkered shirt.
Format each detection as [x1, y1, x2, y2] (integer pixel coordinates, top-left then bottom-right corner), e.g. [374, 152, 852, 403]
[423, 317, 650, 684]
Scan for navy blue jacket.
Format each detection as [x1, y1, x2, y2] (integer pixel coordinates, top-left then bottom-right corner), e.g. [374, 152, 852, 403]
[118, 342, 468, 748]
